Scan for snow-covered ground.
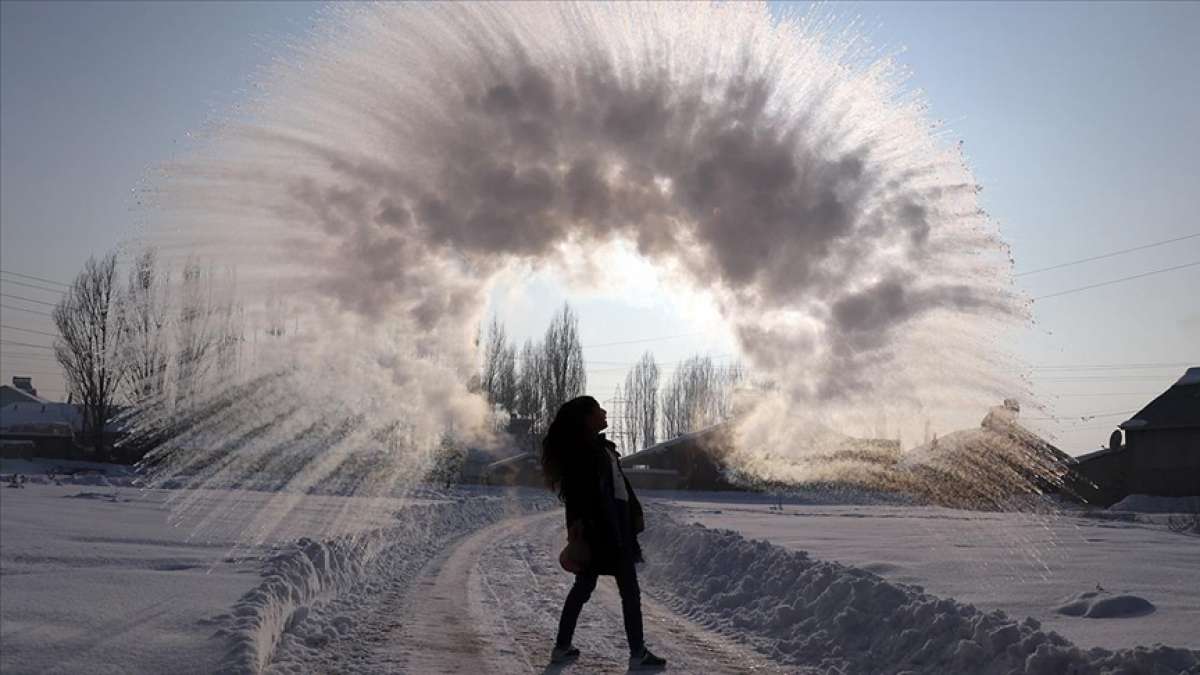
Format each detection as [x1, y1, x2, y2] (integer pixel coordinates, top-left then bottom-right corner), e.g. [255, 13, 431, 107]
[1, 484, 262, 674]
[0, 482, 513, 674]
[2, 480, 1197, 674]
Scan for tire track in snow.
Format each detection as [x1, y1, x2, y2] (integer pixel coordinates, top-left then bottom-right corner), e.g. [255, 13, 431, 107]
[379, 519, 531, 674]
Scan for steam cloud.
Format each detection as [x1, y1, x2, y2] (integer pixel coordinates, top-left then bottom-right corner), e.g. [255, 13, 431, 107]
[151, 2, 1027, 502]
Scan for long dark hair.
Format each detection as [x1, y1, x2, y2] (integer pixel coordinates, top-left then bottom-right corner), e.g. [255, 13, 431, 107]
[541, 395, 600, 498]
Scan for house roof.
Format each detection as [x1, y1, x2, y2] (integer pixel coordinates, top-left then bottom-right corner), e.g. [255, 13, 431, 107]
[484, 451, 537, 471]
[1075, 445, 1122, 463]
[0, 401, 80, 432]
[1120, 367, 1200, 432]
[0, 384, 45, 405]
[0, 401, 127, 434]
[621, 423, 732, 461]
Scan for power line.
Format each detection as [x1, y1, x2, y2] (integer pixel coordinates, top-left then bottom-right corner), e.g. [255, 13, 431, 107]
[1030, 361, 1194, 371]
[0, 278, 65, 295]
[583, 332, 707, 349]
[1026, 409, 1136, 421]
[0, 368, 62, 377]
[0, 269, 71, 288]
[1048, 392, 1160, 397]
[1016, 232, 1200, 277]
[0, 350, 56, 356]
[0, 324, 57, 338]
[1033, 261, 1200, 300]
[1033, 375, 1178, 382]
[0, 357, 59, 365]
[586, 354, 736, 367]
[0, 349, 58, 358]
[0, 304, 54, 318]
[0, 293, 57, 307]
[0, 340, 54, 351]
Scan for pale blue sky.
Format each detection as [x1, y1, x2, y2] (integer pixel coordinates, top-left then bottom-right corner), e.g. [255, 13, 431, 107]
[2, 1, 1197, 453]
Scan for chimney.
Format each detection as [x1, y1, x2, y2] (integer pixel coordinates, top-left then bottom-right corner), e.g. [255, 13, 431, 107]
[12, 376, 37, 398]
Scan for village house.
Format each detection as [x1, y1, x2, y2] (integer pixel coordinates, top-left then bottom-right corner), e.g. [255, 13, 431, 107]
[0, 378, 82, 459]
[619, 425, 733, 491]
[1073, 367, 1200, 505]
[0, 376, 43, 406]
[0, 376, 131, 461]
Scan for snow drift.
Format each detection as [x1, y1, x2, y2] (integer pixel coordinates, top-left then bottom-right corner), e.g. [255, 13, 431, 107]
[211, 492, 550, 674]
[638, 509, 1199, 674]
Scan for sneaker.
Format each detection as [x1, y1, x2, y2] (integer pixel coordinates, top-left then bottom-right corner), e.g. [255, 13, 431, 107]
[550, 644, 580, 663]
[628, 647, 666, 670]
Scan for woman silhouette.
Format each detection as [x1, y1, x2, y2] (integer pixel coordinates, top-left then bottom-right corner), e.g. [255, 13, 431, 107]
[541, 395, 666, 670]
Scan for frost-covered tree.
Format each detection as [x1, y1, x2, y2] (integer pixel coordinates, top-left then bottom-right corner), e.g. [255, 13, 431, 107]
[213, 269, 244, 381]
[119, 248, 170, 407]
[174, 259, 220, 410]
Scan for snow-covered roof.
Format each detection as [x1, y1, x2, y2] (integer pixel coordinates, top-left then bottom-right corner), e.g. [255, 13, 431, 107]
[0, 401, 81, 431]
[1120, 367, 1200, 432]
[622, 466, 679, 476]
[484, 452, 537, 471]
[1176, 367, 1200, 386]
[622, 423, 731, 463]
[1074, 445, 1122, 463]
[0, 384, 45, 406]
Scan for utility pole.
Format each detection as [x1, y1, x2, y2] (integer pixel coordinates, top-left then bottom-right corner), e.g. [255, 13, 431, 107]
[604, 395, 632, 455]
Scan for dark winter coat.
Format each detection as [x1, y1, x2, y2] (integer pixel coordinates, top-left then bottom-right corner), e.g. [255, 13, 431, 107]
[561, 434, 644, 575]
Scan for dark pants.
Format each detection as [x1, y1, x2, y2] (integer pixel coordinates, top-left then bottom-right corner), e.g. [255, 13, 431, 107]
[555, 500, 644, 656]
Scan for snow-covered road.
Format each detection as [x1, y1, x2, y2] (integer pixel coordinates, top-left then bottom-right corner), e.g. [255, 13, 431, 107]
[263, 504, 1199, 675]
[273, 510, 785, 674]
[467, 511, 787, 674]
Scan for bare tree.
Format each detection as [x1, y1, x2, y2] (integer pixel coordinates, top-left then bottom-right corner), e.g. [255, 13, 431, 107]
[622, 351, 660, 453]
[54, 252, 127, 461]
[538, 303, 586, 424]
[713, 360, 746, 423]
[213, 269, 244, 381]
[661, 355, 710, 439]
[215, 302, 244, 379]
[495, 342, 517, 416]
[660, 356, 746, 439]
[174, 259, 220, 410]
[515, 338, 543, 434]
[479, 317, 515, 414]
[119, 248, 170, 407]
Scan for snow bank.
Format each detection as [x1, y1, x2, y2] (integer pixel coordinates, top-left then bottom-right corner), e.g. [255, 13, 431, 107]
[1, 457, 139, 486]
[639, 509, 1199, 674]
[640, 486, 914, 507]
[214, 490, 551, 674]
[1110, 495, 1200, 514]
[1057, 592, 1156, 620]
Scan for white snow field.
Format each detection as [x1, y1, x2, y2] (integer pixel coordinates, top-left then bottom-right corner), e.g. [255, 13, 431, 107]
[2, 480, 1198, 674]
